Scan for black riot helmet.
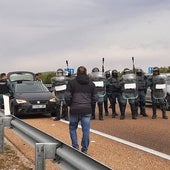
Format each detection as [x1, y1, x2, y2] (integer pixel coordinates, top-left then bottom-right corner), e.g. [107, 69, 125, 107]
[56, 68, 64, 76]
[112, 69, 118, 78]
[105, 70, 111, 79]
[123, 68, 131, 75]
[136, 68, 143, 76]
[152, 67, 160, 76]
[92, 67, 100, 73]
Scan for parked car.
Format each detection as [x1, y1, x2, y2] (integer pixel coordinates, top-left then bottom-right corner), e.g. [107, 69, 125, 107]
[10, 80, 57, 116]
[145, 73, 170, 110]
[7, 71, 56, 116]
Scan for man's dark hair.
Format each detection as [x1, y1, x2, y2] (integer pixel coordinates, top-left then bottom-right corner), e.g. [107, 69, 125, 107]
[77, 66, 87, 75]
[35, 73, 41, 76]
[1, 73, 6, 78]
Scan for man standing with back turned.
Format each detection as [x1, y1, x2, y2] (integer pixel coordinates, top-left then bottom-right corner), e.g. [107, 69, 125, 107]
[65, 66, 97, 154]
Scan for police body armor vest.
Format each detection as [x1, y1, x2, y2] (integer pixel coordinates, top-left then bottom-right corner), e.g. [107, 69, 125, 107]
[110, 77, 121, 92]
[136, 76, 147, 91]
[105, 78, 111, 93]
[0, 80, 9, 94]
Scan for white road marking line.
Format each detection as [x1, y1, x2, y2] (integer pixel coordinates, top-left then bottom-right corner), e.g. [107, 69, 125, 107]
[60, 119, 170, 160]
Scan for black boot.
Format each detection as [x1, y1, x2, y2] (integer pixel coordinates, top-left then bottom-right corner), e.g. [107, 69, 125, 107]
[98, 103, 104, 120]
[160, 103, 168, 119]
[65, 113, 69, 121]
[141, 106, 148, 117]
[152, 104, 157, 119]
[62, 105, 69, 121]
[104, 98, 109, 116]
[61, 105, 66, 118]
[162, 111, 168, 119]
[135, 102, 139, 117]
[91, 103, 96, 120]
[135, 103, 139, 117]
[112, 104, 116, 118]
[130, 104, 137, 119]
[120, 104, 126, 120]
[53, 105, 60, 121]
[161, 105, 168, 119]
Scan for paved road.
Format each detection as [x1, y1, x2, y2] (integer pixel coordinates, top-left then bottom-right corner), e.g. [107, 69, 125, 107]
[4, 104, 170, 169]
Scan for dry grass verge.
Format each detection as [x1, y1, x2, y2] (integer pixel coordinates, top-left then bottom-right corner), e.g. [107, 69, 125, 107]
[0, 139, 34, 170]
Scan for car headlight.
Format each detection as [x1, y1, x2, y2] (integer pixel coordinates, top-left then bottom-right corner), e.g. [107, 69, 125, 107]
[49, 97, 56, 102]
[16, 99, 27, 104]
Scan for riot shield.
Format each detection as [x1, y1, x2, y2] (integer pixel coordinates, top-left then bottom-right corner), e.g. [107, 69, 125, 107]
[51, 76, 68, 103]
[90, 72, 106, 102]
[122, 74, 138, 99]
[152, 75, 167, 99]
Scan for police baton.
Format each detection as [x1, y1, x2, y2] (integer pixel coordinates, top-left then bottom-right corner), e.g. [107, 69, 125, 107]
[132, 57, 135, 73]
[102, 57, 105, 73]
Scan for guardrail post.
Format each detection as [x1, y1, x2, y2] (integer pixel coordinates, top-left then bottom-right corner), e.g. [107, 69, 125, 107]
[35, 143, 58, 170]
[0, 116, 12, 152]
[0, 117, 4, 152]
[3, 95, 11, 116]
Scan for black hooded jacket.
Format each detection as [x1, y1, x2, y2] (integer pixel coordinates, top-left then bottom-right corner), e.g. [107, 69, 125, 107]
[65, 74, 97, 114]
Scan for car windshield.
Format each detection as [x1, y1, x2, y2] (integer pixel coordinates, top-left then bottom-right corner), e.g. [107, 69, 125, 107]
[9, 72, 34, 82]
[15, 82, 49, 93]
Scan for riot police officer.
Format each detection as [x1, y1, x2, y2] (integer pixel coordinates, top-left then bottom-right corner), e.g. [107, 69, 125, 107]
[147, 67, 168, 119]
[135, 68, 148, 117]
[0, 73, 13, 109]
[104, 70, 111, 116]
[108, 69, 121, 118]
[120, 68, 138, 120]
[51, 68, 69, 121]
[90, 67, 105, 120]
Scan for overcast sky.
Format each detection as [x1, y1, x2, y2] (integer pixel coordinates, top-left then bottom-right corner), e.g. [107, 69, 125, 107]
[0, 0, 170, 74]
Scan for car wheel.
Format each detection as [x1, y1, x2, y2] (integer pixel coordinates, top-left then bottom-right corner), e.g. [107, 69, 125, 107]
[51, 110, 57, 117]
[11, 104, 18, 116]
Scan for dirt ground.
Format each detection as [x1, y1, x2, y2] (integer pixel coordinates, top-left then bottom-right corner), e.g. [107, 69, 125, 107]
[1, 104, 170, 170]
[0, 139, 34, 170]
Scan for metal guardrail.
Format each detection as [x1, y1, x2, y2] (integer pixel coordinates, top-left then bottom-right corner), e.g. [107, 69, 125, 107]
[0, 111, 112, 170]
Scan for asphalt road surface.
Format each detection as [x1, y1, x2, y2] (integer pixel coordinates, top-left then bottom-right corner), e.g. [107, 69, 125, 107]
[4, 104, 170, 170]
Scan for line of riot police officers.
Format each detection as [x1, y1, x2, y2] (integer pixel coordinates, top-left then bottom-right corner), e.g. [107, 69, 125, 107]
[89, 66, 168, 120]
[51, 66, 168, 121]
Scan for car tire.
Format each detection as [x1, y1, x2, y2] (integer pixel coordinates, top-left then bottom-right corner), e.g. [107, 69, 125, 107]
[51, 110, 57, 117]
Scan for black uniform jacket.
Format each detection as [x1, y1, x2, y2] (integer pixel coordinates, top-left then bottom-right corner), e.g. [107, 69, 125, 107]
[65, 74, 97, 115]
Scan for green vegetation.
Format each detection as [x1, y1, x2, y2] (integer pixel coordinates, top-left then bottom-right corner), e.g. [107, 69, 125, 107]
[159, 66, 170, 73]
[39, 71, 56, 84]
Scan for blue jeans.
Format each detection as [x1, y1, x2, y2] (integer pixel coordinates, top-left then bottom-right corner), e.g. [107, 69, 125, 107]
[69, 113, 91, 153]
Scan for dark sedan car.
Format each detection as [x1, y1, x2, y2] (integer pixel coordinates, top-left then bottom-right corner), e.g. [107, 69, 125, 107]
[9, 80, 56, 116]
